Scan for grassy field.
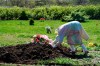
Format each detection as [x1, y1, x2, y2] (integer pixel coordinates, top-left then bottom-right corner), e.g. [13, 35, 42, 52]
[0, 20, 63, 46]
[0, 20, 100, 49]
[0, 20, 100, 65]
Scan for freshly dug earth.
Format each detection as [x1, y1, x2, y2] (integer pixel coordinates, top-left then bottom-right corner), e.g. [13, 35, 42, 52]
[0, 43, 89, 64]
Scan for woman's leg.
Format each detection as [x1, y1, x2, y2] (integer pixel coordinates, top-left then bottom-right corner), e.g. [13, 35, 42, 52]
[69, 45, 76, 52]
[81, 44, 89, 55]
[69, 45, 76, 55]
[52, 35, 63, 47]
[81, 44, 88, 52]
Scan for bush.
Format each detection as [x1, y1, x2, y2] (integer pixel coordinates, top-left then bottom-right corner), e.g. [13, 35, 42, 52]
[84, 5, 96, 19]
[19, 11, 28, 20]
[29, 18, 34, 25]
[0, 7, 6, 20]
[61, 15, 72, 22]
[0, 5, 100, 20]
[61, 11, 89, 22]
[0, 6, 22, 20]
[94, 7, 100, 19]
[71, 11, 85, 22]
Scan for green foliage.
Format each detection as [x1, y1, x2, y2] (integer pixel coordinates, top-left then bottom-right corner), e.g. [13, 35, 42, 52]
[29, 18, 34, 25]
[94, 7, 100, 19]
[31, 7, 42, 19]
[0, 6, 21, 20]
[71, 11, 89, 22]
[0, 7, 6, 20]
[84, 5, 96, 19]
[61, 10, 89, 22]
[0, 5, 100, 20]
[61, 15, 72, 22]
[19, 11, 28, 20]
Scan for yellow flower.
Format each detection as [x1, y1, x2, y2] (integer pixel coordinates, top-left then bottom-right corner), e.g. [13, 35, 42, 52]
[88, 42, 95, 47]
[55, 29, 58, 34]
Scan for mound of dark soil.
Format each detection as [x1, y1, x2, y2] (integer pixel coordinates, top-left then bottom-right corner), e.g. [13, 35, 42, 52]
[0, 43, 88, 64]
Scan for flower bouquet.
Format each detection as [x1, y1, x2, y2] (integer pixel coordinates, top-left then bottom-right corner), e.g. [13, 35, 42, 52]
[31, 34, 53, 45]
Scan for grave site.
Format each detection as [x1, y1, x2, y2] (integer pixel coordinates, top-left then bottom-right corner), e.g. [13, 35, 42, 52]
[0, 42, 92, 65]
[0, 34, 98, 65]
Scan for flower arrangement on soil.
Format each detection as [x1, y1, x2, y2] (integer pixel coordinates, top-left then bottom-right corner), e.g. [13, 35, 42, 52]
[0, 34, 95, 65]
[31, 34, 53, 45]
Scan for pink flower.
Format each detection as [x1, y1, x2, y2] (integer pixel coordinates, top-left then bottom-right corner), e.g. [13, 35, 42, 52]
[41, 35, 49, 40]
[31, 34, 53, 45]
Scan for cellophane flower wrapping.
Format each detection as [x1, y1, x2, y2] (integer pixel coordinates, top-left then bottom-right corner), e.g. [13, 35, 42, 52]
[31, 34, 53, 45]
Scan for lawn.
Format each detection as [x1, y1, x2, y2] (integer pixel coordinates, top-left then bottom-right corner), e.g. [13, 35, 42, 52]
[0, 20, 100, 65]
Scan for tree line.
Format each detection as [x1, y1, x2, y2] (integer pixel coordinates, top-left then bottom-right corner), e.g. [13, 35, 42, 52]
[0, 0, 100, 8]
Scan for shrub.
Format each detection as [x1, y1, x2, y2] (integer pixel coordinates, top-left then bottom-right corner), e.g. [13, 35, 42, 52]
[0, 6, 22, 20]
[71, 11, 85, 22]
[32, 7, 47, 20]
[84, 5, 96, 19]
[29, 18, 34, 25]
[0, 7, 6, 20]
[94, 7, 100, 19]
[0, 5, 100, 20]
[19, 11, 28, 20]
[61, 11, 89, 22]
[61, 15, 72, 22]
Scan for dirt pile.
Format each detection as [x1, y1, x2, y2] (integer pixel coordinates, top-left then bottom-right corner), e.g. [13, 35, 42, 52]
[0, 42, 89, 64]
[0, 43, 72, 64]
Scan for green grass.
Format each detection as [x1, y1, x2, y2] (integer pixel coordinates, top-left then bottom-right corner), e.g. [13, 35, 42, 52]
[0, 20, 100, 65]
[0, 20, 100, 50]
[0, 20, 64, 46]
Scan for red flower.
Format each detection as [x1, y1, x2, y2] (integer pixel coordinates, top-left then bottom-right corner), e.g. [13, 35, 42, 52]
[36, 38, 39, 42]
[31, 34, 53, 45]
[40, 18, 45, 20]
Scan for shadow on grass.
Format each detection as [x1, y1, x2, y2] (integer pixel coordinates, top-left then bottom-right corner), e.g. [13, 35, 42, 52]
[57, 47, 92, 59]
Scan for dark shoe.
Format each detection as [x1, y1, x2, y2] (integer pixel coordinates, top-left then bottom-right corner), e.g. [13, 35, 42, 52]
[84, 51, 89, 56]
